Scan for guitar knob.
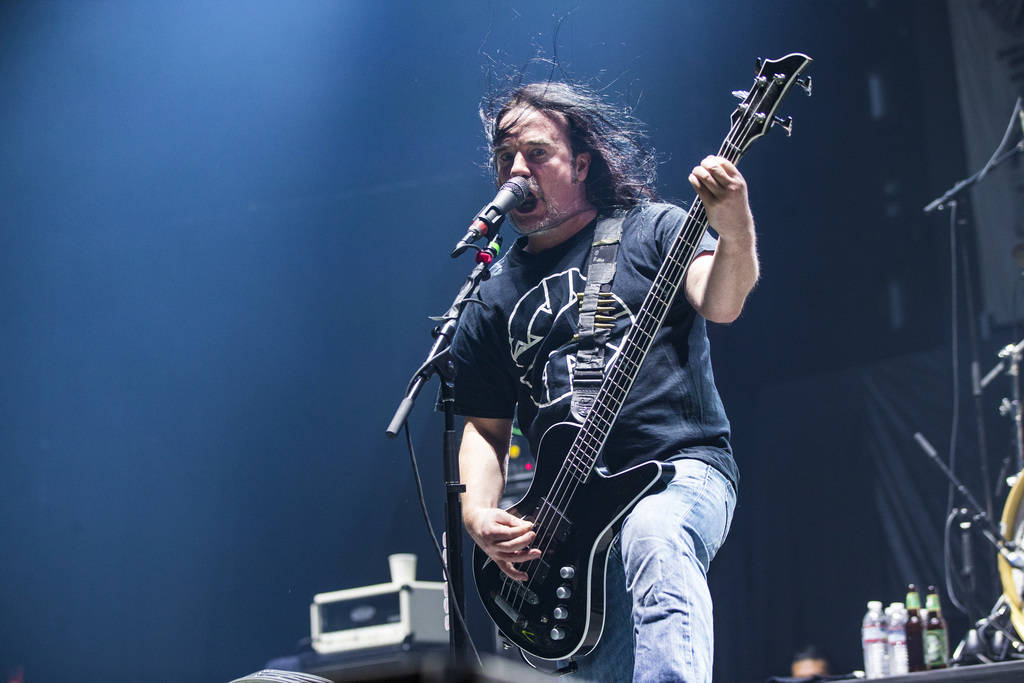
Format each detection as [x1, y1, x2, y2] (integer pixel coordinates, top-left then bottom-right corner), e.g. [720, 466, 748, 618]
[553, 605, 569, 620]
[556, 585, 572, 600]
[559, 566, 576, 579]
[550, 627, 566, 641]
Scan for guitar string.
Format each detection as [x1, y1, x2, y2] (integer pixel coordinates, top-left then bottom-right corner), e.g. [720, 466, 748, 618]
[504, 196, 712, 611]
[498, 76, 781, 614]
[501, 208, 708, 612]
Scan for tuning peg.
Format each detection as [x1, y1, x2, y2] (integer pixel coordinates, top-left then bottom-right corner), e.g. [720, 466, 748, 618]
[773, 115, 793, 136]
[796, 76, 812, 96]
[731, 90, 749, 101]
[754, 57, 763, 74]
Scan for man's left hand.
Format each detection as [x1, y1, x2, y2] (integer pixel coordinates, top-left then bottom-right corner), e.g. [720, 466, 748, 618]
[688, 156, 754, 244]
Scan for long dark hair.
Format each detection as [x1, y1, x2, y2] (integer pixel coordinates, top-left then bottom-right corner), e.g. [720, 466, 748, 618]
[480, 82, 658, 213]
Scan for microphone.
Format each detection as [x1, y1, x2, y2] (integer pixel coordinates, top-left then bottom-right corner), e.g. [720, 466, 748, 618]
[451, 177, 530, 257]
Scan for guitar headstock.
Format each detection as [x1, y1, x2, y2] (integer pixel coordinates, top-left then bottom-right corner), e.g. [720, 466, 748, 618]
[727, 53, 812, 157]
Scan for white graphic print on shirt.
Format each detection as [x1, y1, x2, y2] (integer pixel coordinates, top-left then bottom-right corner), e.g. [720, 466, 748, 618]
[506, 267, 635, 409]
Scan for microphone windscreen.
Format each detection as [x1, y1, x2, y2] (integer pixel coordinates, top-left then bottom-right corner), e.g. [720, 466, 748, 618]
[501, 176, 530, 202]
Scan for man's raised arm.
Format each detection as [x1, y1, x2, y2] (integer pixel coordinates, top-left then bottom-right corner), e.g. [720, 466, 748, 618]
[683, 155, 760, 324]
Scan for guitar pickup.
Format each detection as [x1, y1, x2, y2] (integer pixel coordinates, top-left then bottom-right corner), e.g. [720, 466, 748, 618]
[540, 497, 573, 542]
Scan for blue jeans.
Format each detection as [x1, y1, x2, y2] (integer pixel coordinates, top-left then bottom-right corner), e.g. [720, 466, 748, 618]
[572, 460, 736, 683]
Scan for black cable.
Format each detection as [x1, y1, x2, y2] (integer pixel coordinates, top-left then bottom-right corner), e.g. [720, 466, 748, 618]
[943, 507, 971, 617]
[976, 97, 1021, 182]
[943, 201, 971, 619]
[403, 423, 483, 668]
[947, 200, 961, 520]
[1014, 272, 1022, 357]
[958, 203, 996, 531]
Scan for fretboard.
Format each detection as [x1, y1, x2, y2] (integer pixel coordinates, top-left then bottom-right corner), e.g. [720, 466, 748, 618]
[562, 195, 715, 482]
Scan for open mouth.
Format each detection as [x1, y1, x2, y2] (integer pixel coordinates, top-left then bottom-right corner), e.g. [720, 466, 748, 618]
[516, 192, 539, 214]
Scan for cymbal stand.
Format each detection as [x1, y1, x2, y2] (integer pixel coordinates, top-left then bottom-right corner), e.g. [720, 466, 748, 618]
[951, 596, 1024, 665]
[999, 340, 1024, 475]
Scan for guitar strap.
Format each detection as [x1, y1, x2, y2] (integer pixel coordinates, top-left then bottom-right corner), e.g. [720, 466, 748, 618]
[570, 213, 625, 423]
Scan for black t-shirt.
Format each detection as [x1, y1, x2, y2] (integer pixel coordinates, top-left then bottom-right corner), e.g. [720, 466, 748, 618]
[450, 201, 738, 490]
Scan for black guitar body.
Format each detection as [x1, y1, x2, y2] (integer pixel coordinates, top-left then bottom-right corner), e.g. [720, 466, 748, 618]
[472, 421, 675, 660]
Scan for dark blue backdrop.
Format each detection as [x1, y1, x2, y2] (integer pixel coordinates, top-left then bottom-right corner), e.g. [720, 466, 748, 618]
[0, 2, 978, 681]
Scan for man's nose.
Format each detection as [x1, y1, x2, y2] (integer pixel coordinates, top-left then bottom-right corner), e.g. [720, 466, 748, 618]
[510, 151, 530, 178]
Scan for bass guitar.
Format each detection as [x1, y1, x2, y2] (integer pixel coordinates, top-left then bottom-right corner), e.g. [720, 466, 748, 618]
[472, 53, 813, 661]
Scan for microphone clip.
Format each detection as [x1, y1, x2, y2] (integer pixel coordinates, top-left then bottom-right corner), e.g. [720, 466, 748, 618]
[475, 233, 503, 267]
[451, 215, 504, 258]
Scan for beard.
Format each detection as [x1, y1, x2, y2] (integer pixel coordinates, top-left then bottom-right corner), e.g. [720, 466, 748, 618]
[508, 177, 590, 237]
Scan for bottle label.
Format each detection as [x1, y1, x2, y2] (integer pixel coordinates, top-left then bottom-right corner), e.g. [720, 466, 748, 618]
[863, 626, 885, 643]
[925, 630, 947, 667]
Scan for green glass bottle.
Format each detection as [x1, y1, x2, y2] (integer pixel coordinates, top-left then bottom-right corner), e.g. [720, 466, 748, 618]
[924, 586, 948, 669]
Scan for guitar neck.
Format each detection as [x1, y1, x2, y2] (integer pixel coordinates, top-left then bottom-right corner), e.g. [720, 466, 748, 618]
[558, 52, 811, 479]
[566, 127, 749, 473]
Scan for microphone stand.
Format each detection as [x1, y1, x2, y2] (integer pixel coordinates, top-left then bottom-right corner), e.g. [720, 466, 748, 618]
[386, 235, 503, 667]
[912, 432, 1024, 571]
[922, 138, 1023, 215]
[1001, 339, 1024, 473]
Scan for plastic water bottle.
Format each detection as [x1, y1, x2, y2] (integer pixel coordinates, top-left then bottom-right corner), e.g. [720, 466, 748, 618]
[881, 603, 894, 676]
[887, 602, 909, 675]
[862, 600, 887, 678]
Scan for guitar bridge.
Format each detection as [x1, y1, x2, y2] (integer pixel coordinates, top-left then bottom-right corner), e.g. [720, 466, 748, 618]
[494, 593, 523, 623]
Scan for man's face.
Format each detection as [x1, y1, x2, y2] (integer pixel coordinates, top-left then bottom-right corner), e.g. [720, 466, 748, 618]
[493, 106, 592, 236]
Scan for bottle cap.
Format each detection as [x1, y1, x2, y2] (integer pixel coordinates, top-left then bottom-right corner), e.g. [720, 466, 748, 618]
[868, 600, 883, 610]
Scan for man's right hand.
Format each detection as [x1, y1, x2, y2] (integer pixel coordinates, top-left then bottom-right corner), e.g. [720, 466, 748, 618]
[464, 507, 543, 581]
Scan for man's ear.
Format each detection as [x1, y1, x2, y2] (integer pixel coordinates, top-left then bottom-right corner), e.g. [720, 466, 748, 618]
[574, 152, 591, 183]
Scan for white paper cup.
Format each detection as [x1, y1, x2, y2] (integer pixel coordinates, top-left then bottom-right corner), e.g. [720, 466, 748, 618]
[388, 553, 417, 585]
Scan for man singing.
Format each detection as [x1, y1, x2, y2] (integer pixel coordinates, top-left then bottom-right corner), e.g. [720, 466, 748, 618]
[450, 81, 757, 682]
